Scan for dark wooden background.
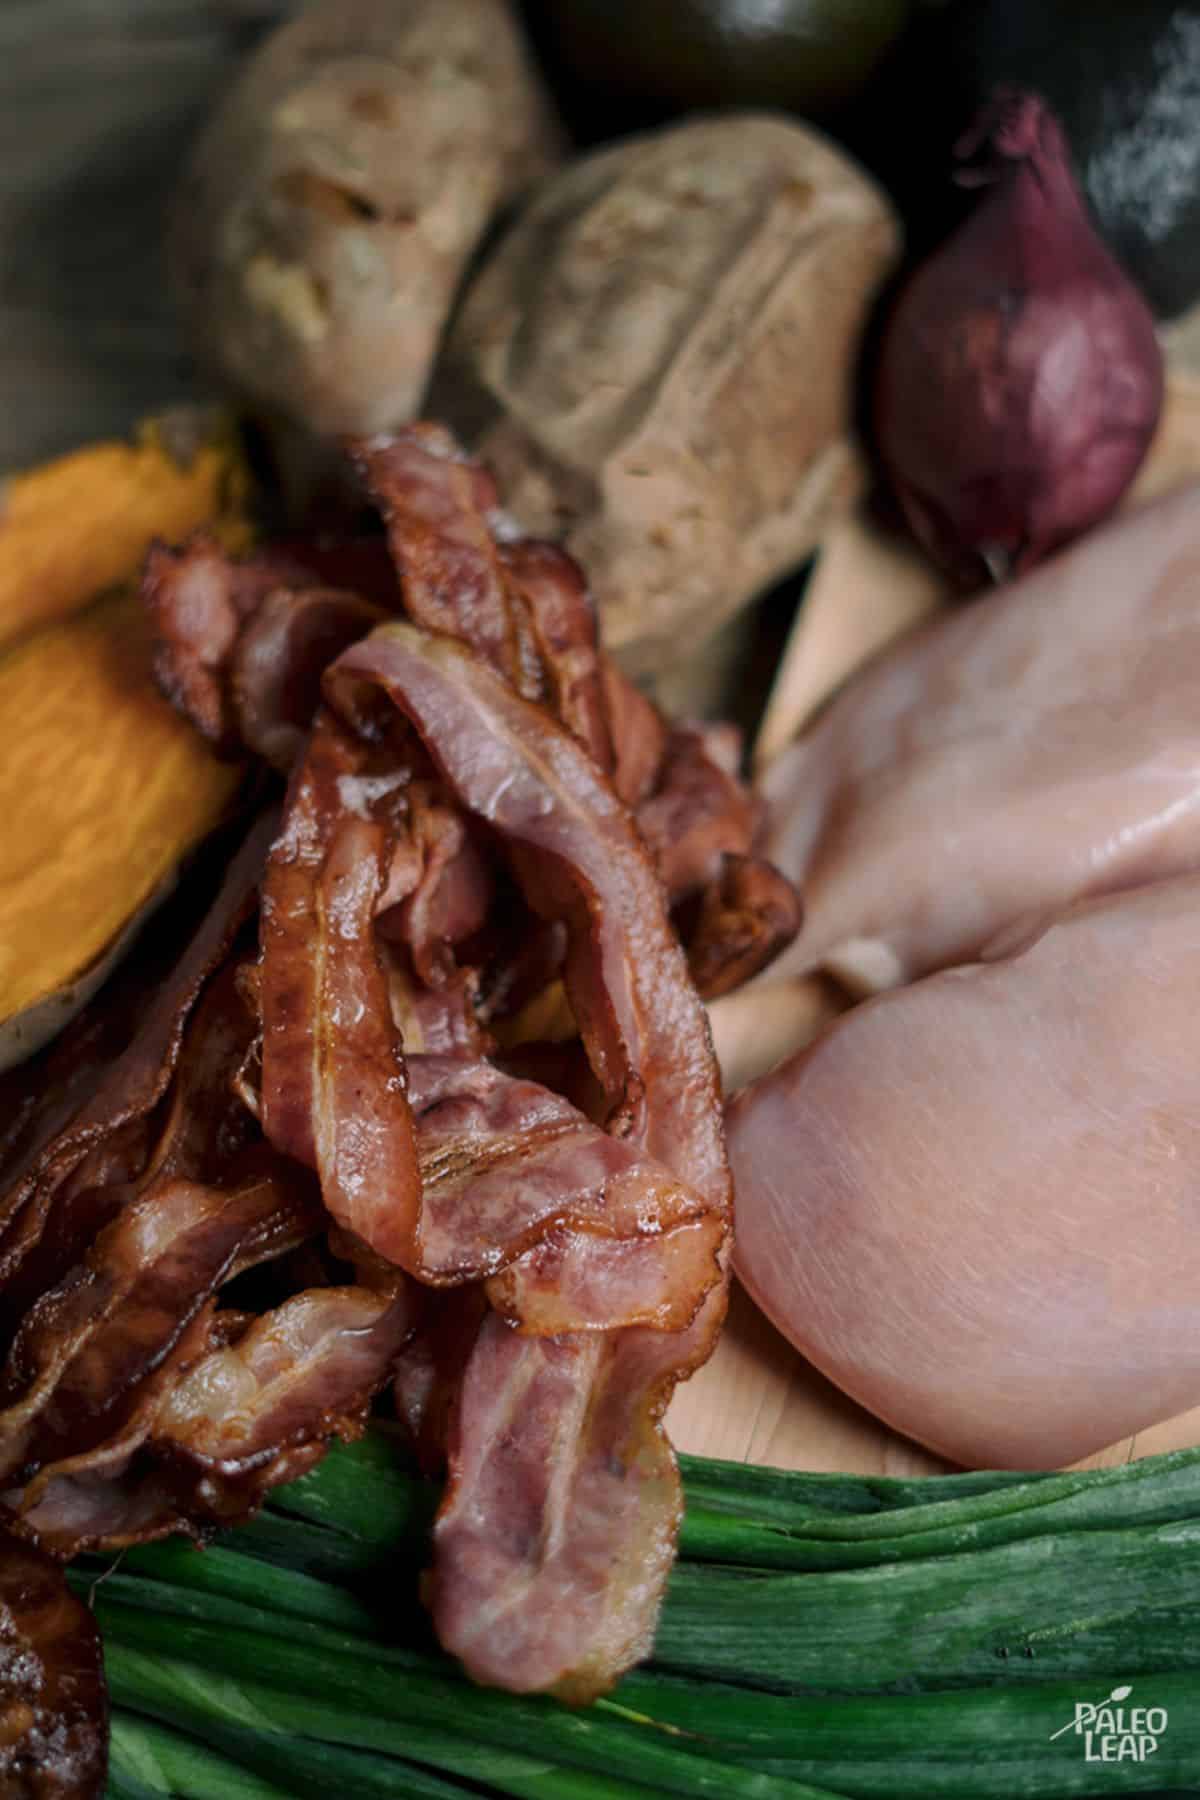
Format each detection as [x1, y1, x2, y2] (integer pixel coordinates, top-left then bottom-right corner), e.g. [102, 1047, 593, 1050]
[0, 0, 295, 471]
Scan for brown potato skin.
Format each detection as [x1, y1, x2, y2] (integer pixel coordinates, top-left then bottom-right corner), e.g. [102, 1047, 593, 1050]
[438, 115, 899, 677]
[171, 0, 562, 439]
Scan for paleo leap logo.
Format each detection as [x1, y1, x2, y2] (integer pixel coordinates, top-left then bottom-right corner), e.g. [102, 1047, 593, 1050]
[1050, 1684, 1168, 1763]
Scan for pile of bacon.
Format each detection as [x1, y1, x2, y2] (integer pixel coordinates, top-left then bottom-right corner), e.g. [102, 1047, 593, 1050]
[0, 425, 800, 1713]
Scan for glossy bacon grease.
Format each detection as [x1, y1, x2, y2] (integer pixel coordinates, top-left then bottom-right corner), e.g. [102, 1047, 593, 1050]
[0, 422, 798, 1725]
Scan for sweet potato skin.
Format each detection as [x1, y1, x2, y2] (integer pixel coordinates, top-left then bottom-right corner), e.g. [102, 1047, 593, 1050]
[440, 115, 899, 677]
[171, 0, 562, 439]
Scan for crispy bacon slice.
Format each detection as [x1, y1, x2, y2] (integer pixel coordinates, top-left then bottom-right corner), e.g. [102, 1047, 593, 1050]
[0, 814, 276, 1293]
[0, 952, 294, 1346]
[329, 626, 731, 1212]
[432, 1297, 726, 1702]
[9, 1284, 412, 1556]
[680, 853, 804, 1001]
[0, 1167, 315, 1489]
[230, 586, 386, 771]
[0, 1530, 107, 1797]
[260, 715, 422, 1260]
[144, 537, 317, 753]
[637, 725, 761, 903]
[119, 420, 790, 1704]
[325, 623, 731, 1697]
[409, 1056, 722, 1327]
[6, 1303, 219, 1555]
[155, 1285, 414, 1487]
[350, 425, 542, 700]
[144, 536, 393, 762]
[355, 430, 623, 777]
[498, 540, 615, 775]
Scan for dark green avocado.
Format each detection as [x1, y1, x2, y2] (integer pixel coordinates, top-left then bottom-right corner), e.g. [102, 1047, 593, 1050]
[856, 0, 1200, 319]
[524, 0, 912, 128]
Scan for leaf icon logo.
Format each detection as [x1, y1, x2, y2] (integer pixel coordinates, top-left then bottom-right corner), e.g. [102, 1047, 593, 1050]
[1049, 1684, 1134, 1739]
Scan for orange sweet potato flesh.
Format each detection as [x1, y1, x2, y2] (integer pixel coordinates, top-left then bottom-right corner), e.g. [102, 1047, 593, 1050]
[0, 414, 250, 1067]
[0, 411, 251, 653]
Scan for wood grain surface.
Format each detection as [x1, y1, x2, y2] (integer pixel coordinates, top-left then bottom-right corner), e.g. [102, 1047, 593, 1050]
[0, 0, 293, 472]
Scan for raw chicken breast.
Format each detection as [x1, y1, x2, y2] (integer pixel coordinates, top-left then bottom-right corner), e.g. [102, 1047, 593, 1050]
[763, 483, 1200, 992]
[726, 874, 1200, 1468]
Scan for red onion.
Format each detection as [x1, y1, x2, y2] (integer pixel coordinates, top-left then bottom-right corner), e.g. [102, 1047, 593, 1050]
[873, 89, 1164, 583]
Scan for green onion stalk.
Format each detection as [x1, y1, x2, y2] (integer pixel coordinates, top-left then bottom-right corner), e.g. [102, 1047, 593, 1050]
[77, 1437, 1200, 1798]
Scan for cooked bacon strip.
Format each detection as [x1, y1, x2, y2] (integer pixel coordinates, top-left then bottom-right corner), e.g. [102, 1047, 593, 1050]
[602, 662, 667, 808]
[375, 784, 493, 985]
[144, 535, 393, 762]
[328, 621, 730, 1204]
[144, 537, 317, 752]
[9, 1428, 325, 1558]
[637, 725, 760, 903]
[0, 1530, 107, 1797]
[435, 1235, 730, 1695]
[680, 853, 804, 1001]
[499, 540, 615, 775]
[306, 625, 731, 1284]
[26, 1439, 332, 1556]
[0, 969, 151, 1194]
[325, 623, 731, 1697]
[3, 947, 271, 1347]
[433, 1308, 715, 1701]
[11, 1283, 412, 1556]
[329, 626, 731, 1211]
[0, 1167, 315, 1488]
[355, 430, 626, 777]
[632, 728, 806, 999]
[230, 585, 386, 771]
[6, 1302, 218, 1555]
[351, 425, 541, 699]
[157, 1285, 413, 1477]
[0, 814, 276, 1291]
[0, 953, 281, 1347]
[392, 1286, 487, 1474]
[260, 715, 422, 1262]
[408, 1056, 722, 1325]
[0, 1123, 155, 1357]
